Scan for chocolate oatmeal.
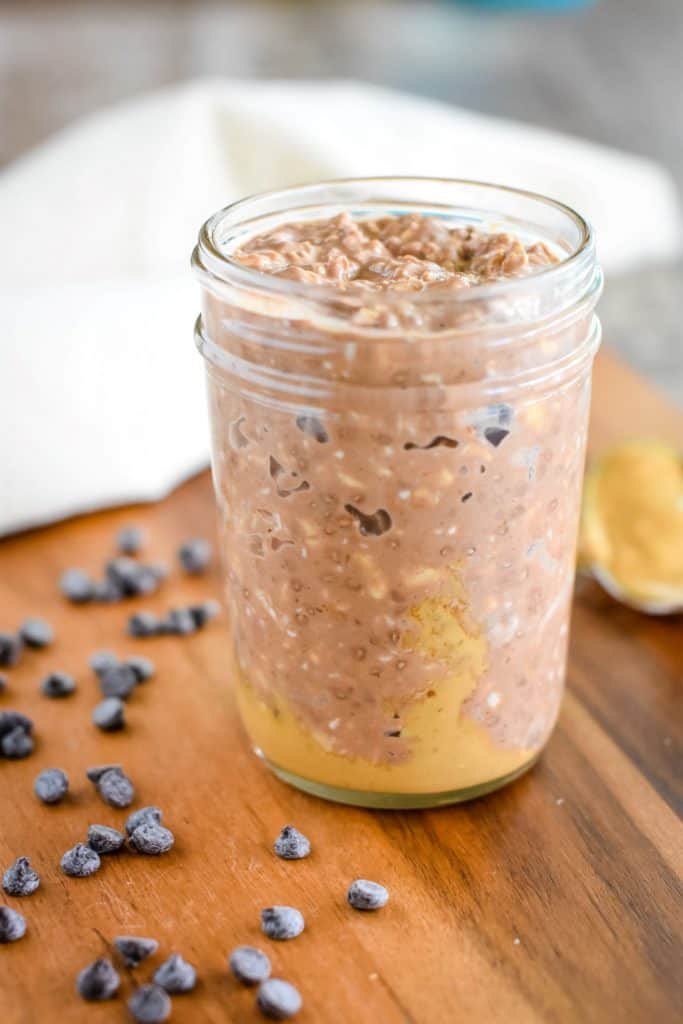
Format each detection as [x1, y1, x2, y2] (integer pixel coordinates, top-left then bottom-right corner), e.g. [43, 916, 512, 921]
[194, 185, 601, 805]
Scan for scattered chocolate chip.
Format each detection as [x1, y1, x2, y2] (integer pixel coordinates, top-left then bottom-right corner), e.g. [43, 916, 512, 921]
[404, 435, 458, 451]
[129, 823, 174, 855]
[2, 857, 40, 896]
[129, 984, 172, 1023]
[128, 612, 162, 638]
[347, 879, 389, 911]
[88, 824, 125, 854]
[76, 958, 120, 1001]
[126, 655, 155, 682]
[160, 608, 197, 636]
[60, 569, 95, 604]
[35, 767, 69, 804]
[1, 725, 34, 759]
[483, 426, 510, 448]
[0, 632, 23, 667]
[260, 906, 305, 941]
[114, 935, 159, 968]
[0, 906, 27, 943]
[96, 767, 135, 808]
[90, 650, 119, 676]
[273, 826, 311, 861]
[99, 663, 138, 700]
[0, 673, 7, 693]
[188, 601, 220, 629]
[153, 953, 197, 993]
[61, 843, 101, 878]
[178, 538, 212, 575]
[92, 578, 125, 603]
[0, 710, 33, 737]
[41, 671, 76, 698]
[117, 526, 145, 555]
[229, 946, 272, 986]
[295, 414, 329, 443]
[125, 806, 162, 835]
[105, 558, 163, 598]
[257, 978, 302, 1020]
[86, 763, 122, 783]
[344, 504, 392, 537]
[461, 492, 473, 502]
[19, 618, 54, 649]
[92, 697, 126, 732]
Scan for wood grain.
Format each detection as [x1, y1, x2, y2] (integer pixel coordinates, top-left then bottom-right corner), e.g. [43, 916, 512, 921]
[0, 348, 681, 1024]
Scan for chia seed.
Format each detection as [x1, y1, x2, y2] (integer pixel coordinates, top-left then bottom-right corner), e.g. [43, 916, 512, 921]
[257, 978, 303, 1020]
[0, 906, 27, 943]
[34, 767, 69, 804]
[273, 826, 311, 861]
[153, 953, 197, 993]
[128, 984, 172, 1023]
[76, 958, 120, 1001]
[92, 697, 126, 731]
[114, 935, 159, 968]
[19, 618, 54, 649]
[347, 879, 389, 911]
[61, 843, 101, 878]
[229, 946, 271, 986]
[88, 824, 125, 854]
[260, 906, 305, 941]
[2, 857, 40, 896]
[41, 671, 77, 698]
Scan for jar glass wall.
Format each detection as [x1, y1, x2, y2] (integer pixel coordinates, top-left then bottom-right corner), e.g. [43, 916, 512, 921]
[192, 178, 602, 808]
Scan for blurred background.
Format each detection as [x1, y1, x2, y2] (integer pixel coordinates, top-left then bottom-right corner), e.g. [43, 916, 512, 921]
[1, 0, 681, 402]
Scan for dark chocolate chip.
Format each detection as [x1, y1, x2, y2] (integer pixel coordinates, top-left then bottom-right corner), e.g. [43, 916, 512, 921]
[87, 824, 125, 854]
[19, 618, 54, 648]
[92, 697, 125, 731]
[116, 526, 145, 555]
[0, 906, 27, 943]
[153, 953, 197, 993]
[61, 843, 101, 878]
[273, 826, 311, 861]
[76, 958, 120, 1000]
[347, 879, 389, 910]
[89, 650, 119, 676]
[60, 569, 94, 604]
[114, 935, 159, 968]
[125, 806, 162, 835]
[128, 612, 162, 638]
[178, 538, 212, 575]
[0, 632, 23, 667]
[129, 823, 174, 855]
[41, 671, 76, 698]
[128, 984, 171, 1023]
[35, 767, 69, 804]
[260, 906, 304, 941]
[126, 656, 155, 682]
[2, 857, 40, 896]
[483, 426, 510, 448]
[229, 945, 271, 986]
[257, 978, 302, 1019]
[98, 663, 138, 700]
[1, 726, 34, 759]
[96, 768, 135, 808]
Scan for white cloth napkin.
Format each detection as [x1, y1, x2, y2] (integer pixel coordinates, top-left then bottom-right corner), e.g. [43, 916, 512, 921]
[1, 78, 680, 536]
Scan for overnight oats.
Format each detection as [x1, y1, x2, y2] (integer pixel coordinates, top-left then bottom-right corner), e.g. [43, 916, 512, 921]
[192, 178, 602, 807]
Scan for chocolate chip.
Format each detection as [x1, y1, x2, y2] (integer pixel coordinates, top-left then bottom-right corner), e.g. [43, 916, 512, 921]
[0, 672, 7, 693]
[461, 492, 473, 503]
[92, 578, 125, 603]
[114, 935, 159, 968]
[90, 650, 119, 676]
[160, 608, 197, 636]
[273, 826, 311, 861]
[257, 978, 302, 1019]
[35, 767, 69, 804]
[41, 671, 76, 698]
[105, 558, 163, 598]
[128, 612, 162, 638]
[483, 426, 509, 447]
[260, 906, 305, 941]
[229, 946, 271, 986]
[178, 538, 212, 575]
[95, 768, 135, 808]
[0, 906, 27, 943]
[61, 843, 101, 877]
[125, 806, 162, 835]
[0, 632, 22, 667]
[404, 435, 458, 451]
[153, 953, 197, 993]
[117, 526, 145, 555]
[188, 601, 220, 629]
[60, 569, 94, 604]
[86, 763, 122, 783]
[126, 656, 155, 682]
[88, 824, 125, 854]
[99, 663, 138, 700]
[129, 823, 174, 855]
[129, 984, 171, 1023]
[19, 618, 54, 649]
[344, 504, 392, 537]
[92, 697, 126, 732]
[76, 958, 120, 1001]
[2, 857, 40, 896]
[0, 710, 33, 737]
[295, 414, 329, 443]
[1, 725, 34, 759]
[347, 879, 389, 910]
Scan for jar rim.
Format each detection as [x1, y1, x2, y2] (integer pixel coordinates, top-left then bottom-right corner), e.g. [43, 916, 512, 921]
[193, 176, 595, 307]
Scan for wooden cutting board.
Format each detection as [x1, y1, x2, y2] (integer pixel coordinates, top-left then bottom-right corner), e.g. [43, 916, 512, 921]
[0, 349, 681, 1024]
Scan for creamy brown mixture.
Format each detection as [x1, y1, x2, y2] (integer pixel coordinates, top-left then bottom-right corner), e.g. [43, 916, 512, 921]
[202, 212, 591, 797]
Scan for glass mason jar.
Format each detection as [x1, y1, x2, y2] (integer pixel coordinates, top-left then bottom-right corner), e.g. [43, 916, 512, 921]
[192, 178, 602, 808]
